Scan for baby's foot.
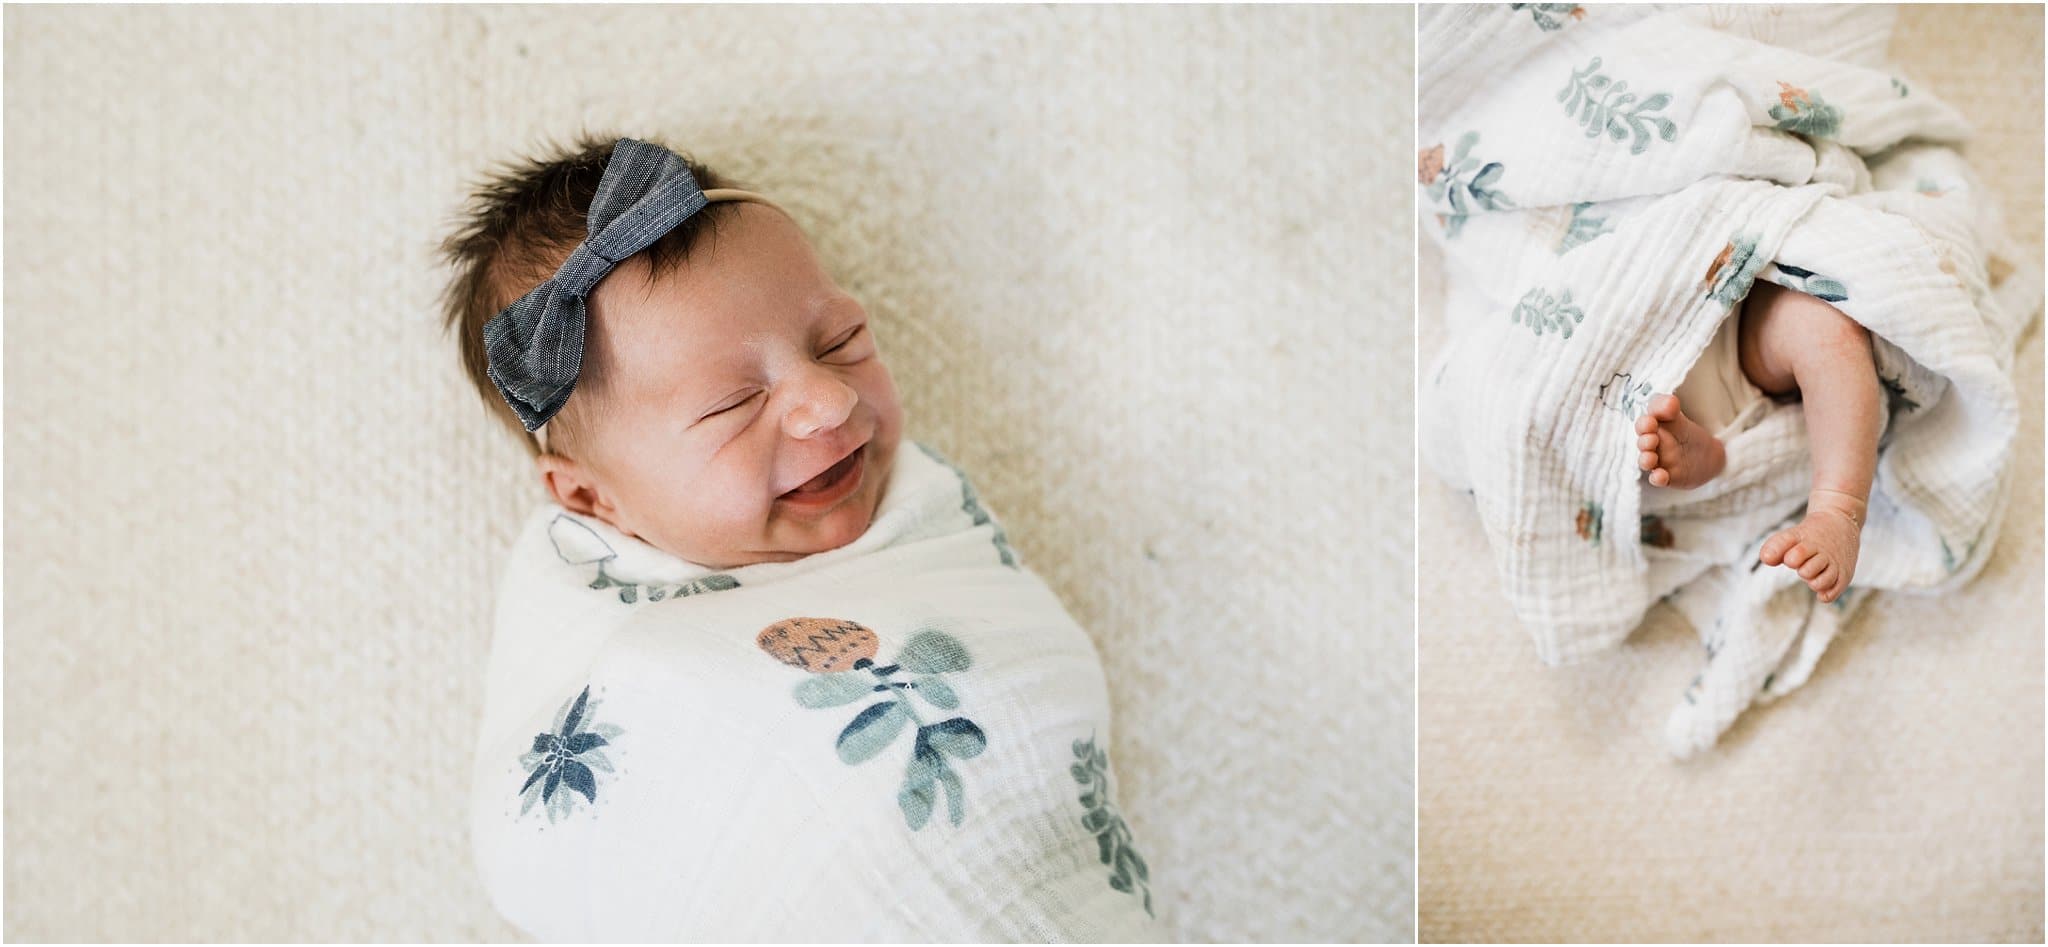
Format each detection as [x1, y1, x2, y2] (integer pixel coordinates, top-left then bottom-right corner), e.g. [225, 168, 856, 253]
[1759, 489, 1867, 603]
[1635, 393, 1726, 488]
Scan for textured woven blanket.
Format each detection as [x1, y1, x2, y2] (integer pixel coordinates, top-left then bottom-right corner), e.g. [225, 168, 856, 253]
[1418, 4, 2040, 755]
[468, 442, 1164, 941]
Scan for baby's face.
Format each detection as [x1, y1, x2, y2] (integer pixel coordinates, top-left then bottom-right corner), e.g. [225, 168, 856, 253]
[548, 202, 904, 568]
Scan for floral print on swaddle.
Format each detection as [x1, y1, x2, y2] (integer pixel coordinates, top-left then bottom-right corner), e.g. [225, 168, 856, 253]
[1420, 132, 1515, 239]
[514, 685, 624, 823]
[1575, 501, 1604, 543]
[1769, 81, 1843, 139]
[759, 618, 989, 830]
[1702, 233, 1768, 306]
[1556, 202, 1615, 255]
[549, 513, 740, 604]
[1766, 262, 1849, 303]
[1510, 3, 1585, 31]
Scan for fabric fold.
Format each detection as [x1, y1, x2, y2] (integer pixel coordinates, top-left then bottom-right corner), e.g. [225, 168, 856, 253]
[1420, 4, 2039, 756]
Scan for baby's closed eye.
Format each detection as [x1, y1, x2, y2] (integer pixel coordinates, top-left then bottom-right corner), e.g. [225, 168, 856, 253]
[698, 388, 764, 422]
[820, 324, 873, 363]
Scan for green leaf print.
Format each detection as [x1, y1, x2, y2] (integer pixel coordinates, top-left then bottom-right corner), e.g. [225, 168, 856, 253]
[924, 717, 988, 759]
[795, 672, 875, 708]
[1576, 502, 1604, 544]
[549, 514, 742, 604]
[911, 442, 1019, 567]
[1421, 132, 1515, 239]
[837, 701, 911, 764]
[899, 776, 936, 829]
[764, 620, 990, 831]
[1558, 57, 1679, 155]
[1768, 82, 1843, 139]
[1703, 233, 1768, 306]
[914, 676, 959, 709]
[1070, 735, 1156, 918]
[934, 766, 967, 826]
[1510, 3, 1584, 30]
[1556, 202, 1614, 255]
[898, 629, 973, 674]
[1771, 262, 1849, 303]
[1511, 287, 1587, 339]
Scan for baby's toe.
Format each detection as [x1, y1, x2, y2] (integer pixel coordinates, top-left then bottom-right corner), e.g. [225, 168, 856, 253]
[1798, 555, 1829, 581]
[1640, 450, 1658, 471]
[1783, 542, 1811, 569]
[1635, 414, 1659, 436]
[1760, 531, 1794, 565]
[1638, 433, 1658, 451]
[1649, 394, 1681, 422]
[1648, 467, 1671, 487]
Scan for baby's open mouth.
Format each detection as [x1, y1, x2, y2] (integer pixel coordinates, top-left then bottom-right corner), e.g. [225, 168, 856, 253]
[778, 445, 866, 506]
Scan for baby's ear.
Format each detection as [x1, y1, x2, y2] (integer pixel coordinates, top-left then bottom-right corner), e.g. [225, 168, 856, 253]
[535, 454, 612, 522]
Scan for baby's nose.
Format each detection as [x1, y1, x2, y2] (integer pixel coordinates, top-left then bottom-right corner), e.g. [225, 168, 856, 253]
[781, 372, 858, 439]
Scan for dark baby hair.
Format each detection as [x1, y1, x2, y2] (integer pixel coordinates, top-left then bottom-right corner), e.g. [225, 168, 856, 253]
[434, 130, 739, 459]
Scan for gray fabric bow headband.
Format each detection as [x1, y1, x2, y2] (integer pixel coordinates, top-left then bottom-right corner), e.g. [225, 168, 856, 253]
[483, 137, 776, 447]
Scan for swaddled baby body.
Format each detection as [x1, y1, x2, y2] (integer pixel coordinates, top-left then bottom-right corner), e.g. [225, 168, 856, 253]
[438, 135, 1163, 941]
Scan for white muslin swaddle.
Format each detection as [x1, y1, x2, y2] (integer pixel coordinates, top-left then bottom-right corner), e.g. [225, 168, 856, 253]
[467, 441, 1164, 941]
[1418, 4, 2041, 756]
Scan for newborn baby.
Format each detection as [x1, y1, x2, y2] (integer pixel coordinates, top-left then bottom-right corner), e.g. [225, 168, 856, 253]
[1635, 280, 1879, 603]
[438, 135, 1162, 941]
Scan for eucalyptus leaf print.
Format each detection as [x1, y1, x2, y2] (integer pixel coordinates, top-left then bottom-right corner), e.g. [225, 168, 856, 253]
[515, 685, 623, 823]
[1511, 287, 1586, 339]
[1556, 202, 1614, 255]
[912, 443, 1018, 568]
[1769, 263, 1848, 303]
[1071, 736, 1153, 917]
[1768, 82, 1842, 139]
[1509, 3, 1585, 31]
[1557, 57, 1679, 155]
[1422, 131, 1516, 239]
[548, 514, 739, 604]
[1702, 233, 1767, 306]
[760, 619, 988, 830]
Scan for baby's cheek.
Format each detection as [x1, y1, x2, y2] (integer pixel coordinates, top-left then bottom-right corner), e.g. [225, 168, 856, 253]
[659, 468, 759, 547]
[859, 361, 905, 429]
